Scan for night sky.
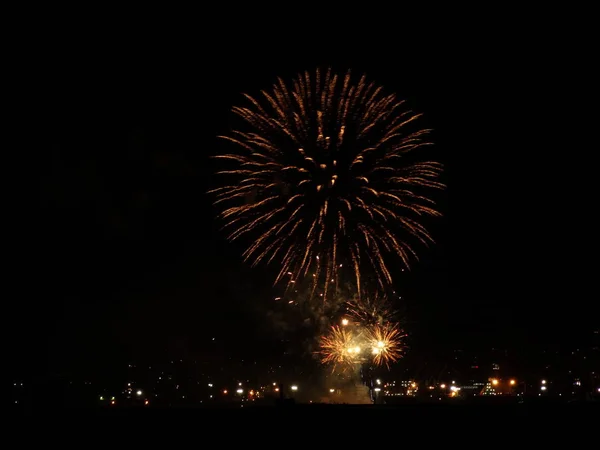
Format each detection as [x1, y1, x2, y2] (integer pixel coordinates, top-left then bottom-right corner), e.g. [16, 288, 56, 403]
[20, 15, 597, 381]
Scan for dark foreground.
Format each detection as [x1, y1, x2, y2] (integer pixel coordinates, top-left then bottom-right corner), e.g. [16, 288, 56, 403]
[22, 398, 599, 415]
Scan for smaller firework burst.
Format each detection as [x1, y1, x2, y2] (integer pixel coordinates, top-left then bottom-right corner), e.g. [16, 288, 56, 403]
[367, 323, 405, 368]
[318, 313, 406, 371]
[318, 326, 357, 369]
[345, 294, 396, 326]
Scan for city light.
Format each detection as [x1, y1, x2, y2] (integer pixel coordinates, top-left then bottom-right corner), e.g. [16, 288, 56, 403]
[136, 390, 142, 396]
[329, 389, 335, 393]
[236, 389, 243, 394]
[491, 379, 499, 386]
[341, 318, 349, 326]
[510, 379, 516, 385]
[291, 385, 298, 391]
[541, 380, 546, 385]
[541, 386, 547, 391]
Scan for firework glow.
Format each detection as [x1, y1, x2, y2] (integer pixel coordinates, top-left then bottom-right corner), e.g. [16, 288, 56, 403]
[211, 68, 443, 295]
[318, 321, 405, 370]
[318, 295, 406, 371]
[367, 323, 404, 368]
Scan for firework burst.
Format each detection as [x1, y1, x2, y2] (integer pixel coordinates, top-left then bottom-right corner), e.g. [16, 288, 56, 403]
[318, 325, 356, 368]
[318, 295, 406, 370]
[345, 293, 396, 326]
[367, 323, 405, 368]
[212, 68, 443, 295]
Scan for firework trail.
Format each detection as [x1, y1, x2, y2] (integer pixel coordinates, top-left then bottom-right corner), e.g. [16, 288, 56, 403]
[211, 68, 443, 296]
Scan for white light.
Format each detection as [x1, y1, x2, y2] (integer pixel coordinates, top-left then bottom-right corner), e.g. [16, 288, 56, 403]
[291, 385, 298, 391]
[376, 379, 381, 385]
[541, 380, 546, 385]
[329, 389, 335, 393]
[374, 388, 381, 392]
[136, 390, 142, 396]
[208, 384, 213, 387]
[541, 386, 547, 391]
[236, 389, 243, 394]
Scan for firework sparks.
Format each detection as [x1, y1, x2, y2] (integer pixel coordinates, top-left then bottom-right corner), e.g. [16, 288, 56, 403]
[212, 68, 443, 294]
[318, 325, 357, 369]
[318, 311, 405, 370]
[346, 293, 396, 326]
[367, 323, 405, 368]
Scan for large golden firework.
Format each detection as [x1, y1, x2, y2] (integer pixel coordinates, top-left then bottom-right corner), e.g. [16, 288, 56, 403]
[212, 68, 443, 294]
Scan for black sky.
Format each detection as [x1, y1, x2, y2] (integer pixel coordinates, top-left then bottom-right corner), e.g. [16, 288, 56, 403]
[19, 13, 598, 379]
